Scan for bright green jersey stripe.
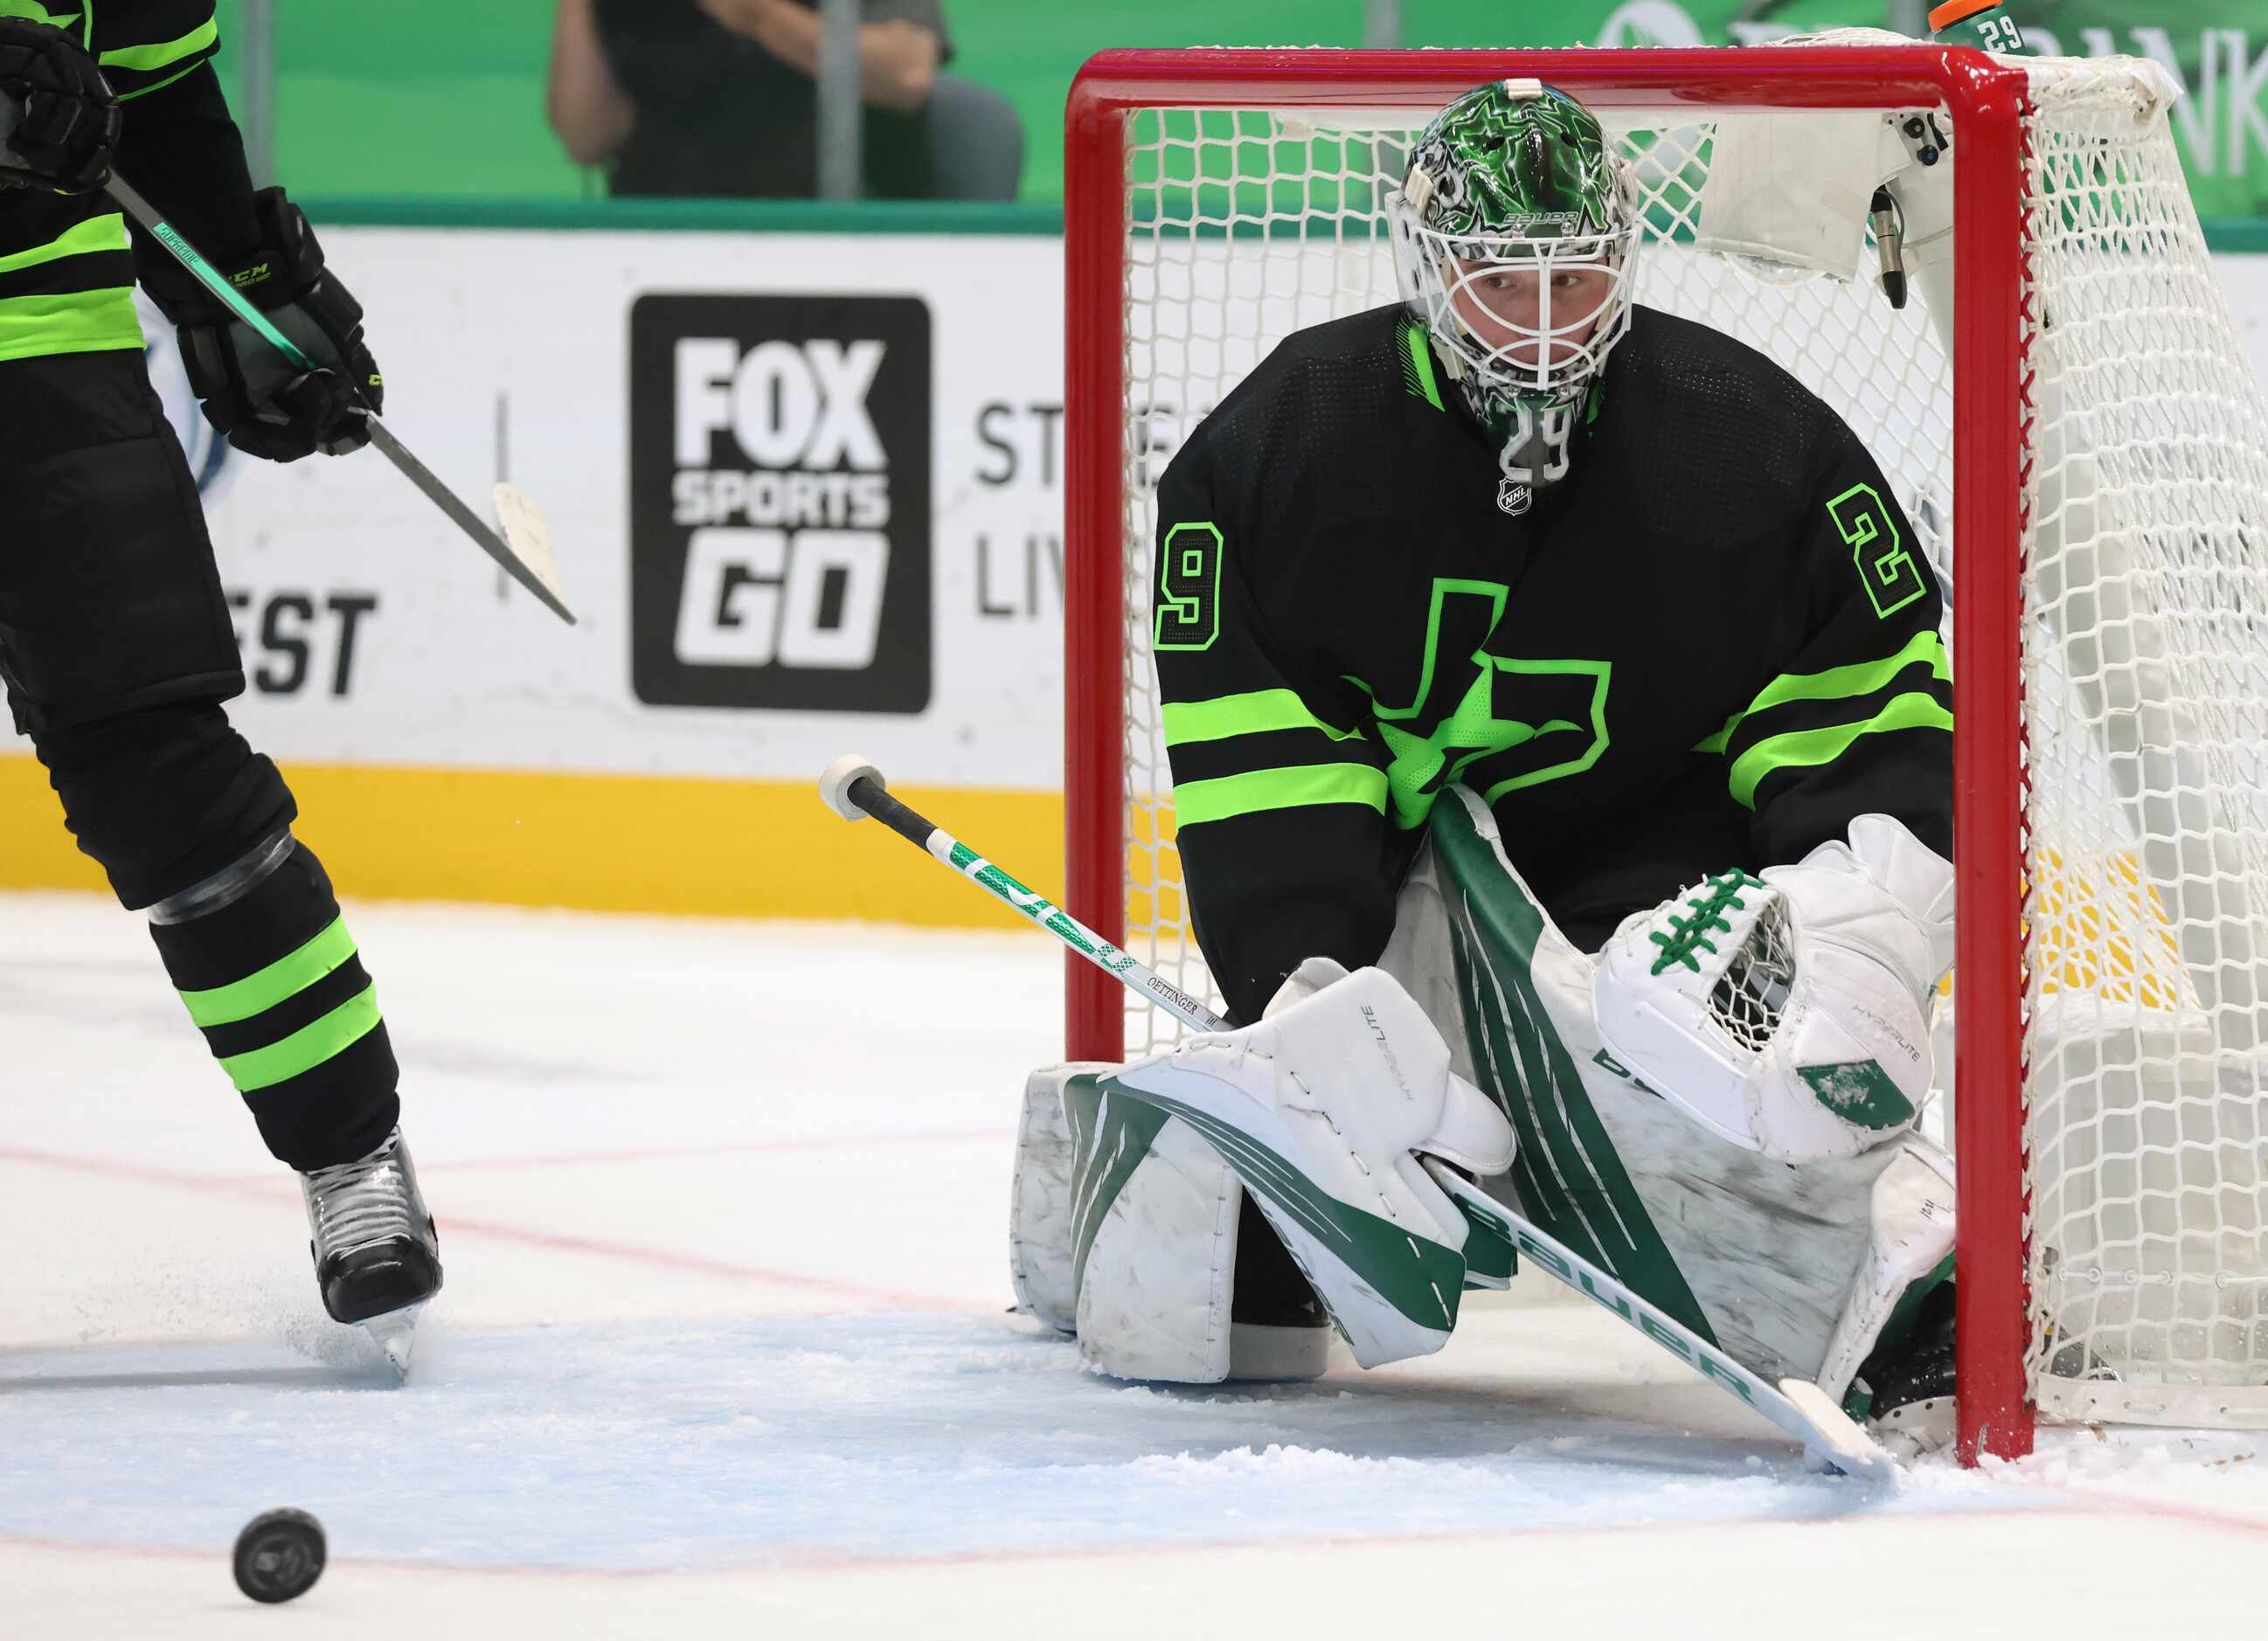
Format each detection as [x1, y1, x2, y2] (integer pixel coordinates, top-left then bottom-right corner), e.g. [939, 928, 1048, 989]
[218, 985, 383, 1093]
[178, 917, 358, 1028]
[1173, 764, 1388, 827]
[1740, 630, 1948, 723]
[1692, 711, 1738, 756]
[1162, 689, 1363, 747]
[0, 212, 128, 275]
[1404, 322, 1443, 411]
[0, 285, 143, 361]
[117, 60, 210, 101]
[99, 16, 218, 73]
[1728, 693, 1953, 809]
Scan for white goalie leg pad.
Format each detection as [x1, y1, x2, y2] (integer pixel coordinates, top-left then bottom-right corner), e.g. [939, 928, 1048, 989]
[1009, 1063, 1099, 1333]
[1015, 1064, 1331, 1382]
[1073, 1102, 1244, 1383]
[1107, 961, 1516, 1370]
[1811, 1133, 1958, 1410]
[1594, 816, 1952, 1163]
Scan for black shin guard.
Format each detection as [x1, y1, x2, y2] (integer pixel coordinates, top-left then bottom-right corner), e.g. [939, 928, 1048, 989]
[148, 839, 400, 1171]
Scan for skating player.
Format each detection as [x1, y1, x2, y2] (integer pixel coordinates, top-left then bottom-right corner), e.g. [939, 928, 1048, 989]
[0, 3, 440, 1371]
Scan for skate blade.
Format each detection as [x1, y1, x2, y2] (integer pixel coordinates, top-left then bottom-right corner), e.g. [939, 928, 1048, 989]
[1867, 1393, 1957, 1462]
[360, 1304, 425, 1381]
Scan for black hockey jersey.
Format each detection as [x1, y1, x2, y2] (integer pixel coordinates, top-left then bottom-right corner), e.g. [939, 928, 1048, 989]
[0, 2, 252, 362]
[1153, 304, 1953, 1026]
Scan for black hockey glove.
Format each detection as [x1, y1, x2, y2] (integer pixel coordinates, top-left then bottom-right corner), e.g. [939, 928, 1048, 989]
[0, 17, 121, 195]
[165, 188, 383, 463]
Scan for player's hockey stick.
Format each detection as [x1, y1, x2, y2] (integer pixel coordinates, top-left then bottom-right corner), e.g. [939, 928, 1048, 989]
[103, 176, 575, 626]
[817, 753, 1895, 1482]
[0, 94, 573, 625]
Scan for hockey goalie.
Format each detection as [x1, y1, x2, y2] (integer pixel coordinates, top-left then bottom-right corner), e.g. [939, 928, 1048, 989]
[1012, 78, 1965, 1453]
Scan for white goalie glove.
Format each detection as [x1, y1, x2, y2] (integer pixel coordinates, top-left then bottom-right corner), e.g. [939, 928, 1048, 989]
[1593, 815, 1954, 1164]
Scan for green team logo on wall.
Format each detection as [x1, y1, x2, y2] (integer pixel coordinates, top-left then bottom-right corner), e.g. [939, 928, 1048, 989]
[1354, 578, 1611, 830]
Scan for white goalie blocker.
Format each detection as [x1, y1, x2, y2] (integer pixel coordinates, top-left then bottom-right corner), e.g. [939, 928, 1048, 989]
[1677, 29, 1962, 317]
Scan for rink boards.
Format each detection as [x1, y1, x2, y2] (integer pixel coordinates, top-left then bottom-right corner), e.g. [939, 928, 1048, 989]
[5, 218, 2268, 926]
[0, 219, 1071, 926]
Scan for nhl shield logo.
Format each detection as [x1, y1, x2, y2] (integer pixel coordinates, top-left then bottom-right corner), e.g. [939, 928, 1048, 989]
[1497, 477, 1533, 516]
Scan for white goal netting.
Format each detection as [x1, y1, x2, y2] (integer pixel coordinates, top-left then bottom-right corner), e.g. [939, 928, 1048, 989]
[1103, 52, 2268, 1425]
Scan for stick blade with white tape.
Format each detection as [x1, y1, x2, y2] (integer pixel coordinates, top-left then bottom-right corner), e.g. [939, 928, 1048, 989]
[492, 481, 572, 614]
[89, 163, 579, 629]
[357, 419, 578, 625]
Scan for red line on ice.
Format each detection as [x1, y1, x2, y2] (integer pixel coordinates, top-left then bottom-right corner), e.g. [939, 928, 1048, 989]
[0, 1144, 981, 1314]
[10, 1493, 2268, 1583]
[435, 1125, 1012, 1172]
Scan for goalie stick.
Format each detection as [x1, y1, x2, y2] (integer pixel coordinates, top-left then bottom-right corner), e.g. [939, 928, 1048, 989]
[817, 751, 1895, 1482]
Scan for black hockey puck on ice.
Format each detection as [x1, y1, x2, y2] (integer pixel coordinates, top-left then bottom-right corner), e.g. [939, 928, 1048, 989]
[232, 1508, 327, 1603]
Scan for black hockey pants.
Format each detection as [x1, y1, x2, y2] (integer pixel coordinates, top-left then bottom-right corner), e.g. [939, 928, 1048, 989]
[0, 346, 398, 1169]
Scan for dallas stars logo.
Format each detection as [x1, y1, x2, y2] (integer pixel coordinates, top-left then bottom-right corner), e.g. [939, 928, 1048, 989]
[1351, 578, 1612, 829]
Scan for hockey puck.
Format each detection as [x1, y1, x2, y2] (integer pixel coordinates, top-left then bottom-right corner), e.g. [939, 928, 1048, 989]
[232, 1508, 326, 1603]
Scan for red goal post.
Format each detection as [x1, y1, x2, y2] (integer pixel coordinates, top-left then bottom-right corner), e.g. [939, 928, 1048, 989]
[1063, 43, 2268, 1466]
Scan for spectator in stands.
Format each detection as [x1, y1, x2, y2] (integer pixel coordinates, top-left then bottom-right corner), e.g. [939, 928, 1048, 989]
[547, 0, 951, 199]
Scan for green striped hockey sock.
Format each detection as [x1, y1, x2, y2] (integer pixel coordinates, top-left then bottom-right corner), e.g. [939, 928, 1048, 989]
[149, 835, 401, 1171]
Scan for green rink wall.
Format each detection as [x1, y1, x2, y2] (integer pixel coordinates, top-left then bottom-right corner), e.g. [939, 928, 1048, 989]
[295, 195, 2268, 257]
[223, 0, 1439, 203]
[218, 2, 2268, 216]
[208, 1, 1925, 203]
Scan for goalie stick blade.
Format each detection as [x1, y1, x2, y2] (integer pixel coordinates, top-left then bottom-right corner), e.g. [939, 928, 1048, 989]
[1420, 1160, 1896, 1483]
[1779, 1376, 1896, 1483]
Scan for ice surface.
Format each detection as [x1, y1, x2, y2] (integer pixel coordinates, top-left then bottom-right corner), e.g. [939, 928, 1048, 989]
[5, 890, 2267, 1637]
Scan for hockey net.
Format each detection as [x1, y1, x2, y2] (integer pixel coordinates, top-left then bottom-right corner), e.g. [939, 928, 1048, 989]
[1062, 44, 2268, 1455]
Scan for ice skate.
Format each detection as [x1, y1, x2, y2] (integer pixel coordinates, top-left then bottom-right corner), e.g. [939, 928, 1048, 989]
[300, 1126, 442, 1380]
[1855, 1283, 1956, 1458]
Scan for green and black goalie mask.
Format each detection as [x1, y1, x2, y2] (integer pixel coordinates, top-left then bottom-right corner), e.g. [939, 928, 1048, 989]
[1390, 80, 1641, 516]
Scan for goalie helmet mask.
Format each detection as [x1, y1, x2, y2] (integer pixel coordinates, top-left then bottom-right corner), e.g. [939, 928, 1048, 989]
[1390, 80, 1641, 516]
